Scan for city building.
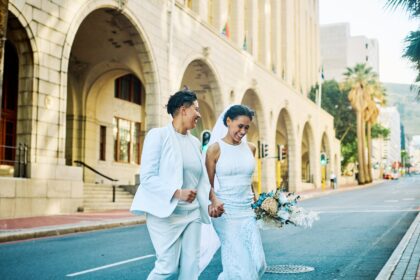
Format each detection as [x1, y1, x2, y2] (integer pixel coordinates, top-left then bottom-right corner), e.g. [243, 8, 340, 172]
[0, 0, 340, 218]
[377, 107, 402, 170]
[320, 22, 379, 81]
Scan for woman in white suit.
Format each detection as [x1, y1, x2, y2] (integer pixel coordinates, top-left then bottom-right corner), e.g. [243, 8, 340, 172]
[130, 90, 224, 280]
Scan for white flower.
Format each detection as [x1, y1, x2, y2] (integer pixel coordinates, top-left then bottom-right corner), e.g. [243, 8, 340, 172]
[277, 209, 290, 220]
[278, 192, 288, 204]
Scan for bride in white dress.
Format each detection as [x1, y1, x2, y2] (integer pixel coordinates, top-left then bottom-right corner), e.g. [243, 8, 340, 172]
[204, 105, 266, 279]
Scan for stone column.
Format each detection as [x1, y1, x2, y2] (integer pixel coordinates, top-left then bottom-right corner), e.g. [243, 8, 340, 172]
[257, 0, 270, 67]
[245, 0, 258, 56]
[281, 0, 294, 85]
[270, 0, 281, 76]
[230, 0, 244, 48]
[191, 0, 208, 21]
[212, 0, 227, 33]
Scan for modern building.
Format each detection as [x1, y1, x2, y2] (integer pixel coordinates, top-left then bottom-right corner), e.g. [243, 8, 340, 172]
[320, 22, 379, 81]
[377, 107, 401, 169]
[0, 0, 340, 218]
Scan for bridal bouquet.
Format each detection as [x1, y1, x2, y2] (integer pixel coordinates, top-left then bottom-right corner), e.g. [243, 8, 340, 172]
[251, 188, 319, 230]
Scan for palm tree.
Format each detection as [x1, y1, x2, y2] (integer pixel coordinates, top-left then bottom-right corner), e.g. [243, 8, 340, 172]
[365, 83, 386, 182]
[385, 0, 420, 17]
[342, 64, 379, 184]
[385, 0, 420, 98]
[403, 30, 420, 91]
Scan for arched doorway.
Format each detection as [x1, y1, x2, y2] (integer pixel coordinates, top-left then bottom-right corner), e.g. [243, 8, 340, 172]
[0, 12, 34, 177]
[275, 109, 293, 191]
[65, 8, 157, 184]
[241, 89, 267, 192]
[0, 41, 18, 169]
[180, 59, 220, 140]
[301, 122, 315, 186]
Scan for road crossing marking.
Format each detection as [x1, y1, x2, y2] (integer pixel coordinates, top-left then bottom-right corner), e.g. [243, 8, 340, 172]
[66, 254, 155, 277]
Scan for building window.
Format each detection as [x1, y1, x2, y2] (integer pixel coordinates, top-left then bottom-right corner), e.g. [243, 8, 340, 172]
[99, 125, 106, 161]
[365, 43, 368, 49]
[366, 56, 369, 62]
[113, 118, 141, 164]
[114, 74, 144, 105]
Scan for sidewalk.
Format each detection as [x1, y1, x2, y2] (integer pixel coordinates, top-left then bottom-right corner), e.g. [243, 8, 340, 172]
[0, 210, 145, 243]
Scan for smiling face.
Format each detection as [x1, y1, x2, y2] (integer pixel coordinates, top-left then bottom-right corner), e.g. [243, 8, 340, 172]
[181, 100, 201, 130]
[226, 115, 252, 143]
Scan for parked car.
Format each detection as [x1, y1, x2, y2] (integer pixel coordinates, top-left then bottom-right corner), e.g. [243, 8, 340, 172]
[383, 172, 399, 180]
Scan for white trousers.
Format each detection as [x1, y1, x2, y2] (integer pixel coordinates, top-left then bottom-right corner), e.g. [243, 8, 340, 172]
[146, 208, 201, 280]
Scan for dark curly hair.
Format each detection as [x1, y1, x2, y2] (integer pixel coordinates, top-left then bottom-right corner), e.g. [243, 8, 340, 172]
[223, 105, 254, 126]
[166, 90, 198, 116]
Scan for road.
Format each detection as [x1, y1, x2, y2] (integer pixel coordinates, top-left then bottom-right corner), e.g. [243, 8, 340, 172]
[0, 176, 419, 279]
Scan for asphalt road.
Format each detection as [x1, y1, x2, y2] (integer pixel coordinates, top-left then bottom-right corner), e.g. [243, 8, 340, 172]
[0, 176, 419, 280]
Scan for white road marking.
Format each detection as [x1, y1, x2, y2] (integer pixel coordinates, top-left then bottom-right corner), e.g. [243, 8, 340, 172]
[66, 254, 155, 277]
[318, 209, 418, 214]
[384, 200, 399, 203]
[403, 198, 415, 201]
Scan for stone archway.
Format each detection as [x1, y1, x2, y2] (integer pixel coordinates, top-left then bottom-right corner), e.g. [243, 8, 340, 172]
[180, 59, 220, 138]
[241, 89, 268, 192]
[65, 8, 157, 184]
[275, 108, 294, 191]
[301, 121, 316, 186]
[0, 11, 35, 176]
[241, 89, 265, 146]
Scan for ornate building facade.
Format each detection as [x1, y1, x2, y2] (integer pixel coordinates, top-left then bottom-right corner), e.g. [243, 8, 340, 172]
[0, 0, 340, 218]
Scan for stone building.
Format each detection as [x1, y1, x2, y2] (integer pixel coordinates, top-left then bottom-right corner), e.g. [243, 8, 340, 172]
[0, 0, 340, 218]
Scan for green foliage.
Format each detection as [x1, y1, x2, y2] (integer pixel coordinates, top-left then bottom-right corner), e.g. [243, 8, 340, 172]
[386, 0, 420, 98]
[309, 80, 357, 170]
[371, 123, 390, 139]
[341, 141, 357, 172]
[309, 80, 356, 145]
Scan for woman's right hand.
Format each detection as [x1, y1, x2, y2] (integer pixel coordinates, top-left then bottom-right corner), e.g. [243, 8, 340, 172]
[174, 189, 197, 203]
[209, 198, 224, 218]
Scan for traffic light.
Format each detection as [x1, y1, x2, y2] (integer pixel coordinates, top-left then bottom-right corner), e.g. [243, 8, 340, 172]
[320, 152, 327, 165]
[262, 143, 269, 158]
[201, 130, 211, 152]
[282, 146, 287, 160]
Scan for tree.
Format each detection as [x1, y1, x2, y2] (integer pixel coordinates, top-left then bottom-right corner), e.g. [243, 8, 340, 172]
[385, 0, 420, 98]
[309, 80, 357, 172]
[341, 64, 381, 184]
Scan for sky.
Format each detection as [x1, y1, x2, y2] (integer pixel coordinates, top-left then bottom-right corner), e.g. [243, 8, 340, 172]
[319, 0, 419, 84]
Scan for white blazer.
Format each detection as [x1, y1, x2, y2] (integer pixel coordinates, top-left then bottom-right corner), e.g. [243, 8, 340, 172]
[130, 123, 211, 224]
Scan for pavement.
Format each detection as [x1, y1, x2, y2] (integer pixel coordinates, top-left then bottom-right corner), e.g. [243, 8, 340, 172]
[0, 179, 418, 279]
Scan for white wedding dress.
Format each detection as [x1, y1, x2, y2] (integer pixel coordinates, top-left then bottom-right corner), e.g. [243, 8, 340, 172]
[211, 139, 266, 279]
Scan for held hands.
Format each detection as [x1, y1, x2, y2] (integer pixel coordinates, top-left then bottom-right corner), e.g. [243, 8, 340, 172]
[174, 189, 197, 203]
[209, 198, 225, 218]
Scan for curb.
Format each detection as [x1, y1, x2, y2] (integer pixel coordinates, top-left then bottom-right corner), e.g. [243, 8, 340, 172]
[0, 216, 146, 243]
[375, 212, 420, 280]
